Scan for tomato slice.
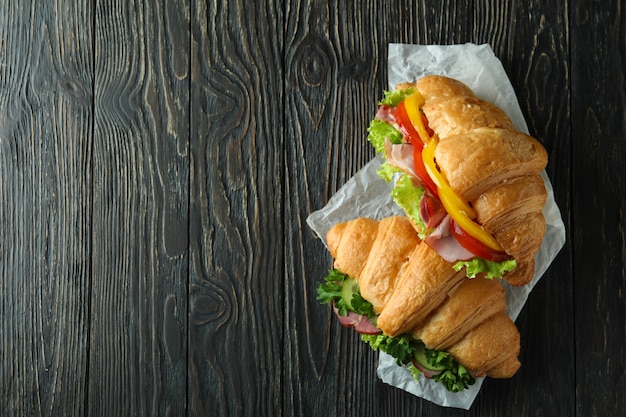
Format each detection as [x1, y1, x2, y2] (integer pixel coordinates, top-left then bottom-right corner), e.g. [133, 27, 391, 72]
[394, 101, 437, 194]
[449, 218, 512, 262]
[396, 101, 424, 146]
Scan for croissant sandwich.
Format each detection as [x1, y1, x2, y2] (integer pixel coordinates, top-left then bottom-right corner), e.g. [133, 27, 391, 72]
[317, 216, 521, 392]
[367, 75, 548, 286]
[316, 76, 550, 392]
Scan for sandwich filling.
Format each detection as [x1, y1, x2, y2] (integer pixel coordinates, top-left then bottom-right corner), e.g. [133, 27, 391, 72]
[317, 268, 477, 392]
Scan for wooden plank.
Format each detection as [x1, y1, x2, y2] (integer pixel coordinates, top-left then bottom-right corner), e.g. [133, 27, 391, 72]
[88, 0, 190, 414]
[0, 1, 93, 416]
[187, 0, 285, 416]
[283, 1, 386, 415]
[571, 1, 626, 416]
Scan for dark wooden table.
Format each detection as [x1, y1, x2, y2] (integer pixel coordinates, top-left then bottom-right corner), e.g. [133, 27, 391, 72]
[1, 1, 624, 416]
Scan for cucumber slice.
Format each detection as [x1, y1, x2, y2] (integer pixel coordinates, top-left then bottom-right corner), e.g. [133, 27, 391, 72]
[414, 344, 447, 372]
[340, 278, 358, 311]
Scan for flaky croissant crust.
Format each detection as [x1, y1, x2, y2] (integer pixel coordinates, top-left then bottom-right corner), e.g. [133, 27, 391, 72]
[395, 76, 548, 286]
[327, 216, 521, 379]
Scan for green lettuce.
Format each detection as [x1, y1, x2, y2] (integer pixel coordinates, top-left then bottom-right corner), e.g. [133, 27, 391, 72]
[424, 348, 476, 392]
[379, 88, 414, 107]
[361, 333, 416, 365]
[376, 161, 402, 182]
[366, 116, 405, 183]
[391, 174, 427, 238]
[318, 269, 475, 392]
[367, 87, 413, 154]
[367, 119, 402, 154]
[453, 258, 517, 279]
[362, 333, 475, 392]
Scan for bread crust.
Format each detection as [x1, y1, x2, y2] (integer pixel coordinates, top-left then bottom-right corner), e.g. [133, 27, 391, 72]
[434, 127, 548, 201]
[423, 96, 515, 139]
[473, 173, 547, 232]
[358, 216, 421, 313]
[375, 242, 467, 337]
[328, 218, 378, 280]
[415, 75, 476, 101]
[446, 312, 521, 377]
[413, 277, 507, 350]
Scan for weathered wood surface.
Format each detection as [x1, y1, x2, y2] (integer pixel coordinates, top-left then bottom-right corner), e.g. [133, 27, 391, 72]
[0, 0, 624, 416]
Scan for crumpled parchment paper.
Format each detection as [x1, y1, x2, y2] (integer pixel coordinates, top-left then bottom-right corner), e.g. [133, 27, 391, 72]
[306, 43, 566, 409]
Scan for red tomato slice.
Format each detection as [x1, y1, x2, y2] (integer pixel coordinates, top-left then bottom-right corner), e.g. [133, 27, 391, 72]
[395, 102, 437, 194]
[449, 218, 511, 262]
[396, 101, 424, 147]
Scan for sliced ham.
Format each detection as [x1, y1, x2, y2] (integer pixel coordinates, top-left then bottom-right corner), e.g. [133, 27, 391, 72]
[426, 233, 475, 263]
[354, 318, 382, 335]
[425, 216, 475, 262]
[420, 192, 447, 230]
[384, 139, 420, 180]
[376, 105, 397, 124]
[332, 302, 382, 335]
[334, 308, 363, 327]
[412, 360, 443, 379]
[427, 214, 451, 239]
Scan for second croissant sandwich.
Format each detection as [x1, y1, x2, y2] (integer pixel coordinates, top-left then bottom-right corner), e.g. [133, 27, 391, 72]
[367, 75, 548, 286]
[317, 216, 521, 392]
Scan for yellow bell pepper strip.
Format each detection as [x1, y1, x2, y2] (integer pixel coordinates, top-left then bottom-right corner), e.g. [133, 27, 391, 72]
[442, 193, 504, 252]
[421, 140, 476, 218]
[395, 100, 438, 195]
[404, 91, 431, 142]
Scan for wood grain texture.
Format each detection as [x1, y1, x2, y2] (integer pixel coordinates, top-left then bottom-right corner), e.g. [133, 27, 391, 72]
[89, 0, 189, 415]
[284, 1, 385, 416]
[571, 1, 626, 416]
[188, 0, 284, 416]
[0, 1, 93, 416]
[1, 0, 625, 415]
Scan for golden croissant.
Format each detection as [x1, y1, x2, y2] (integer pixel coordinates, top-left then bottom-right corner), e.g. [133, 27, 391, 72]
[369, 75, 548, 286]
[325, 216, 521, 381]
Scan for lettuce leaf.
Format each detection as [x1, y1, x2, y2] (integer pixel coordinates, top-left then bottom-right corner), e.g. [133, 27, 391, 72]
[376, 161, 402, 182]
[391, 174, 427, 238]
[425, 348, 476, 392]
[316, 269, 350, 315]
[379, 88, 414, 107]
[366, 87, 413, 155]
[362, 333, 475, 392]
[453, 257, 517, 279]
[317, 269, 376, 320]
[367, 119, 402, 154]
[361, 333, 416, 365]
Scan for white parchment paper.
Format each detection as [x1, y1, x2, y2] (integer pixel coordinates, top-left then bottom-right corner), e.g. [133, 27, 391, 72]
[306, 43, 566, 409]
